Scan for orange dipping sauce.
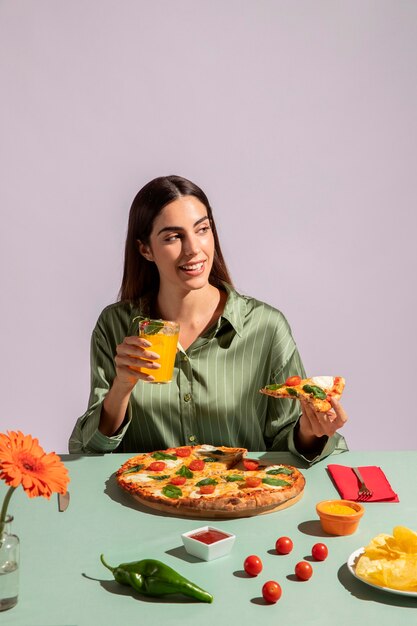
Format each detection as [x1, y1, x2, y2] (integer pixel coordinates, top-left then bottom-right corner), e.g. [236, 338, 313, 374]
[320, 502, 357, 516]
[189, 530, 231, 544]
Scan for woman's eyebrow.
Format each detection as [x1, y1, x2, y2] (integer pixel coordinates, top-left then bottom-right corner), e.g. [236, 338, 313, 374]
[157, 215, 209, 236]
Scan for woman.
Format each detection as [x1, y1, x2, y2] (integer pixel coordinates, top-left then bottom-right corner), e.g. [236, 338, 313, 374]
[69, 175, 348, 461]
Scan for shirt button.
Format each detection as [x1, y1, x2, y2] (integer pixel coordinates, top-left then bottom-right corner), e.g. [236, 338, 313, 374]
[189, 435, 196, 442]
[183, 393, 191, 402]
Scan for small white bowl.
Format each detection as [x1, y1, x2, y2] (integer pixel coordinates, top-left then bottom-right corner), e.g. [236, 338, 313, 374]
[181, 526, 236, 561]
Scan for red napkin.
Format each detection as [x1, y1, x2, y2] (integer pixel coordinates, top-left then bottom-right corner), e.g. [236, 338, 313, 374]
[327, 465, 399, 502]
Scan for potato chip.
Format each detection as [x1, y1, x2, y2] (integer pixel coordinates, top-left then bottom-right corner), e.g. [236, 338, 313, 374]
[355, 526, 417, 592]
[393, 526, 417, 554]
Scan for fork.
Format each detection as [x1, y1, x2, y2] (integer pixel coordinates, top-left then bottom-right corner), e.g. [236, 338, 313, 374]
[352, 467, 373, 500]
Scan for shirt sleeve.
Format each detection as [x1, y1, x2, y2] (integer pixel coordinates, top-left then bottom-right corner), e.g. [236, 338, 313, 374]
[68, 322, 131, 454]
[265, 345, 348, 464]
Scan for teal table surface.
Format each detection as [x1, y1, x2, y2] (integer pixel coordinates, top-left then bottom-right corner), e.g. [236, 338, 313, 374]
[2, 450, 417, 625]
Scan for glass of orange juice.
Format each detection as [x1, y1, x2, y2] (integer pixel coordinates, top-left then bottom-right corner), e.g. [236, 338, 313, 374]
[138, 319, 180, 383]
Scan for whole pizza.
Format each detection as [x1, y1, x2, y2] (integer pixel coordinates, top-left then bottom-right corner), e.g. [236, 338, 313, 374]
[117, 445, 305, 517]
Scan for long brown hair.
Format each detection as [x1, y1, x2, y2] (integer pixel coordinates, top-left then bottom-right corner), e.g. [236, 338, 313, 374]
[119, 175, 233, 302]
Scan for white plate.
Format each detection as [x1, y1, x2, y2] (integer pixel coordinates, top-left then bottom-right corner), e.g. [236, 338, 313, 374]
[347, 547, 417, 598]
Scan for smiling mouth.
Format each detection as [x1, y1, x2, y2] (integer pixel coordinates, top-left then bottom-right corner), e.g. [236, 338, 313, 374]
[179, 261, 205, 272]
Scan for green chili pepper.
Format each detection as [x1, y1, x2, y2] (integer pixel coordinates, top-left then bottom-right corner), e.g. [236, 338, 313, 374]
[100, 555, 213, 603]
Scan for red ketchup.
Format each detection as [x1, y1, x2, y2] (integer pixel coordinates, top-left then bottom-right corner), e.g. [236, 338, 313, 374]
[189, 529, 230, 544]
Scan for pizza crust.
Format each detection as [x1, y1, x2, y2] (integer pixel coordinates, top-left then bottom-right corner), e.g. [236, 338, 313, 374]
[130, 489, 304, 519]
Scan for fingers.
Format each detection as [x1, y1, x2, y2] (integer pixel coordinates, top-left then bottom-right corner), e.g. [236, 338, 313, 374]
[117, 336, 161, 365]
[114, 335, 161, 383]
[299, 396, 348, 439]
[329, 396, 348, 427]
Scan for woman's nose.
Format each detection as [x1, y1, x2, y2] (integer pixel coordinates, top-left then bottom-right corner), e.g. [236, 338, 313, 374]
[183, 234, 200, 256]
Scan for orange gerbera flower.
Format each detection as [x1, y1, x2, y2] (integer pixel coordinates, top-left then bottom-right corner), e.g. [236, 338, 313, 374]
[0, 431, 69, 499]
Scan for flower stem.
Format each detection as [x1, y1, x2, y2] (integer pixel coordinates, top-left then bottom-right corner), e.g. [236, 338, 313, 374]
[0, 486, 16, 536]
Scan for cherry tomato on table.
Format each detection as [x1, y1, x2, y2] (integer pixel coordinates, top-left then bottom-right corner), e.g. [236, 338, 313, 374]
[295, 561, 313, 581]
[243, 459, 260, 471]
[311, 543, 328, 561]
[275, 536, 294, 555]
[262, 581, 282, 603]
[244, 555, 263, 576]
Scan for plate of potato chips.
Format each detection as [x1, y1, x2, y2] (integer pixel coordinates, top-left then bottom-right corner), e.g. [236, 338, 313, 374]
[348, 526, 417, 596]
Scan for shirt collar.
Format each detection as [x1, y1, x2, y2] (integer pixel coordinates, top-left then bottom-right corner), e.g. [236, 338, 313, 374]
[131, 283, 247, 338]
[217, 283, 246, 337]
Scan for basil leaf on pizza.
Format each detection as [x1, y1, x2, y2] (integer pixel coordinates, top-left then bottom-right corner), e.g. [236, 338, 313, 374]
[287, 387, 299, 397]
[122, 464, 144, 475]
[176, 465, 194, 478]
[266, 467, 293, 476]
[262, 477, 291, 487]
[152, 451, 178, 461]
[225, 474, 245, 482]
[162, 484, 183, 499]
[302, 384, 327, 400]
[196, 478, 218, 487]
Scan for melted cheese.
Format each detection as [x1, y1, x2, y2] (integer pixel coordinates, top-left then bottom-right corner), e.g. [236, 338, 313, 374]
[125, 474, 154, 483]
[164, 459, 183, 469]
[311, 376, 334, 390]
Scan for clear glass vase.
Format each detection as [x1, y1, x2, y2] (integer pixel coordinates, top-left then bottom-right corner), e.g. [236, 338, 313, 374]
[0, 515, 19, 611]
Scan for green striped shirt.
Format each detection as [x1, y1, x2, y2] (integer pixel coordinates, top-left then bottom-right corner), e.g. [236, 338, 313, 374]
[69, 285, 347, 462]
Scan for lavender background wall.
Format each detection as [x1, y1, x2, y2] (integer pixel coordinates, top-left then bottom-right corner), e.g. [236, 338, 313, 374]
[1, 1, 416, 454]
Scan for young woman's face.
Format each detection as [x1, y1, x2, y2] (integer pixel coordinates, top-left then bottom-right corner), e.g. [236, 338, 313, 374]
[139, 195, 215, 292]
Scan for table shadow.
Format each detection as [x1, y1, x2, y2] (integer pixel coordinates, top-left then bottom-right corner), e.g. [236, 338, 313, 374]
[104, 473, 193, 519]
[82, 572, 204, 603]
[257, 452, 310, 470]
[337, 563, 417, 608]
[165, 545, 202, 564]
[297, 520, 330, 537]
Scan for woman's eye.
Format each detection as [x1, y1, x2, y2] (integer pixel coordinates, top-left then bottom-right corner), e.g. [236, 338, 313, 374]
[164, 234, 181, 242]
[198, 225, 210, 235]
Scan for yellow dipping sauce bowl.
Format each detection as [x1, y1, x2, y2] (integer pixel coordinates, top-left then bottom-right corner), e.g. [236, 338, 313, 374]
[316, 499, 365, 536]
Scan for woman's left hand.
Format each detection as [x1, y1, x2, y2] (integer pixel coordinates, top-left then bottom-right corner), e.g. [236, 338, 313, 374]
[298, 396, 348, 442]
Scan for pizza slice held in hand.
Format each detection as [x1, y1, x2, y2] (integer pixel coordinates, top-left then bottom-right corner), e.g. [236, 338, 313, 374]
[260, 375, 345, 412]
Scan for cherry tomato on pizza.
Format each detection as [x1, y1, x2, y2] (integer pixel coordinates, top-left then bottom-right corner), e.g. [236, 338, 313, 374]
[169, 476, 186, 486]
[275, 536, 294, 555]
[295, 561, 313, 581]
[199, 484, 215, 494]
[285, 375, 302, 386]
[243, 459, 259, 471]
[244, 476, 262, 488]
[147, 461, 166, 471]
[311, 543, 328, 561]
[175, 447, 192, 457]
[262, 580, 282, 603]
[189, 459, 205, 471]
[244, 555, 263, 576]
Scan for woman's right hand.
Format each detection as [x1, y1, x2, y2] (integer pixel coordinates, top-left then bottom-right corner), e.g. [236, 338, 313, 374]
[114, 336, 161, 386]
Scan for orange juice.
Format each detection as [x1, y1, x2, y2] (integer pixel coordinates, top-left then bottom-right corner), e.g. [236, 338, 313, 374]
[139, 320, 179, 383]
